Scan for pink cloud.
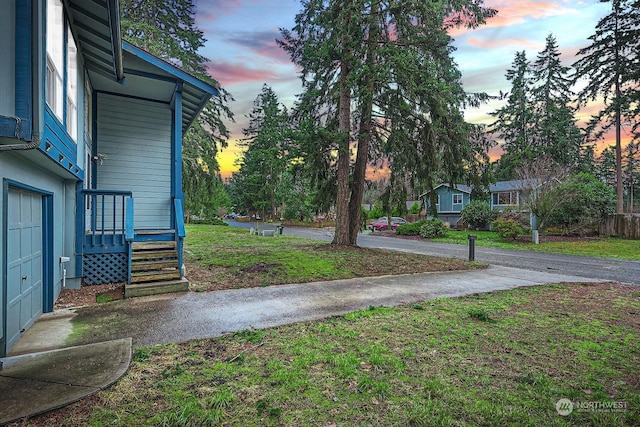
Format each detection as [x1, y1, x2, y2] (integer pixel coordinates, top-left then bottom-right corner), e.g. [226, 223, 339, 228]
[206, 61, 291, 86]
[226, 31, 292, 64]
[449, 0, 576, 36]
[466, 36, 540, 49]
[196, 0, 243, 23]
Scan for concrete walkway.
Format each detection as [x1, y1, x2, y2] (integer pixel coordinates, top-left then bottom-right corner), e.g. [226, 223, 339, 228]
[0, 265, 599, 424]
[0, 338, 131, 425]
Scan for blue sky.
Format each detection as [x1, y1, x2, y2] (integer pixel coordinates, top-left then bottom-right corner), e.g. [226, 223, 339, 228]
[194, 0, 611, 177]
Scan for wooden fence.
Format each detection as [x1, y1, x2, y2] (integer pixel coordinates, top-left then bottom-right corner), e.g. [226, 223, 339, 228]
[599, 214, 640, 239]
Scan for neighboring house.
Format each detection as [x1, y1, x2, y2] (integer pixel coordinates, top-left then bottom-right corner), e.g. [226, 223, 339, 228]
[489, 180, 529, 211]
[420, 184, 472, 225]
[1, 0, 217, 356]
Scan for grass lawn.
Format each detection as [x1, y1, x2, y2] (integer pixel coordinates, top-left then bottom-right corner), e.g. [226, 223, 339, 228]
[184, 224, 485, 291]
[431, 230, 640, 261]
[26, 282, 640, 426]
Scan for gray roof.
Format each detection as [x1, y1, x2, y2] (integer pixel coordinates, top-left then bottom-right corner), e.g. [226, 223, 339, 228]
[419, 183, 471, 198]
[489, 179, 540, 192]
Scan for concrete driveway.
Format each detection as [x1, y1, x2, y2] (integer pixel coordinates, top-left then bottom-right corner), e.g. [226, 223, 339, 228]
[11, 265, 599, 355]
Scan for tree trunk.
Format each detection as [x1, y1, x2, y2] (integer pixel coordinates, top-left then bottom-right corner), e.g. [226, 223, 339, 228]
[332, 8, 352, 245]
[615, 50, 623, 214]
[348, 3, 377, 245]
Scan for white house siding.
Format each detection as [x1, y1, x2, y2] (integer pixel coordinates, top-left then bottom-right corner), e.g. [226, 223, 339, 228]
[96, 93, 172, 230]
[0, 0, 15, 117]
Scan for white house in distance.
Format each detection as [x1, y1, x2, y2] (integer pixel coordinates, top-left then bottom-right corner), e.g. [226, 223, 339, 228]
[0, 0, 217, 356]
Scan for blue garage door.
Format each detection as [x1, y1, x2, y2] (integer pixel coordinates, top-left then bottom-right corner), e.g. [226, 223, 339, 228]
[5, 188, 44, 352]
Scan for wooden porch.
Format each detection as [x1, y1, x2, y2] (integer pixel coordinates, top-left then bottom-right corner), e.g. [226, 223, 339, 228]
[80, 190, 188, 297]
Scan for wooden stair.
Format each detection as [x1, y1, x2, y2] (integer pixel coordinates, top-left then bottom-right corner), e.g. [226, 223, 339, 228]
[125, 240, 189, 298]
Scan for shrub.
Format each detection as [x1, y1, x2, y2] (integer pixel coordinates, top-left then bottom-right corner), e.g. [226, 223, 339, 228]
[190, 217, 228, 226]
[395, 220, 427, 236]
[546, 173, 615, 235]
[408, 201, 421, 215]
[497, 208, 530, 227]
[368, 205, 384, 219]
[492, 219, 525, 240]
[460, 200, 495, 229]
[419, 219, 448, 238]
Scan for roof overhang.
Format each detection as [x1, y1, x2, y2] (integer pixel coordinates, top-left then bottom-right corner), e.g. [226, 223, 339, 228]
[65, 0, 124, 81]
[122, 42, 219, 133]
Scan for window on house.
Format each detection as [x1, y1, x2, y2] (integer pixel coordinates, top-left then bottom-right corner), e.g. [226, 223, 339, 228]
[46, 0, 64, 120]
[453, 194, 463, 205]
[492, 191, 518, 205]
[66, 23, 78, 141]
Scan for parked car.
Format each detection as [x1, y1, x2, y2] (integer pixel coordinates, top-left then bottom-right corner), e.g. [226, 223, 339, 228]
[369, 217, 407, 231]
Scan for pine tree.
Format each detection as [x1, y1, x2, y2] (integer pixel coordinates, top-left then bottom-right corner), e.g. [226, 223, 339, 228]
[120, 0, 234, 218]
[530, 34, 582, 168]
[233, 85, 290, 219]
[573, 0, 640, 213]
[490, 51, 533, 180]
[280, 0, 496, 245]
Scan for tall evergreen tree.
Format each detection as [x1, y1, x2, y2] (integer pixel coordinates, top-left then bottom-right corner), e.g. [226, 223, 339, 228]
[280, 0, 496, 245]
[234, 85, 290, 219]
[530, 34, 582, 167]
[573, 0, 640, 213]
[120, 0, 234, 218]
[490, 51, 533, 180]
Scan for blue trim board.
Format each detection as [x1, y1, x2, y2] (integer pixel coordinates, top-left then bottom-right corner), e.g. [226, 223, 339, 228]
[13, 0, 33, 141]
[124, 68, 178, 84]
[123, 41, 218, 96]
[173, 83, 183, 201]
[42, 194, 54, 312]
[74, 182, 84, 277]
[92, 89, 98, 187]
[43, 108, 79, 169]
[105, 0, 124, 81]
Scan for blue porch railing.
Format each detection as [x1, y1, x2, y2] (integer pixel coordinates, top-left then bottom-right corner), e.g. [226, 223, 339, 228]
[174, 198, 186, 278]
[82, 189, 133, 252]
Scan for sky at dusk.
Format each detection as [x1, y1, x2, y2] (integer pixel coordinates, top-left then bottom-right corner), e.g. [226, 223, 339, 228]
[194, 0, 613, 179]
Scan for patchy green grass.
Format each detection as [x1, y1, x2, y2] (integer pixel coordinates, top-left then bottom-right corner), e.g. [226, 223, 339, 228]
[26, 282, 640, 426]
[184, 224, 484, 291]
[431, 230, 640, 260]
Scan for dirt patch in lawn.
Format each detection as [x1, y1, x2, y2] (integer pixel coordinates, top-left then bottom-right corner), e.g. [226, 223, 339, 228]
[55, 282, 124, 309]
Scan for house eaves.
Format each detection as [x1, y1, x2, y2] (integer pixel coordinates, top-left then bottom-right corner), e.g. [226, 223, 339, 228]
[66, 0, 124, 81]
[122, 41, 219, 133]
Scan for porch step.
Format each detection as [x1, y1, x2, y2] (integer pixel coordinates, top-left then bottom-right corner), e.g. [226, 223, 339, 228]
[132, 241, 176, 251]
[126, 239, 186, 297]
[130, 270, 181, 283]
[131, 259, 179, 271]
[132, 250, 177, 260]
[125, 278, 190, 298]
[136, 230, 176, 235]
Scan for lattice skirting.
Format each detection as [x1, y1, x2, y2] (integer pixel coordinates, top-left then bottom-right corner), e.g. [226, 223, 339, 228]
[83, 252, 128, 285]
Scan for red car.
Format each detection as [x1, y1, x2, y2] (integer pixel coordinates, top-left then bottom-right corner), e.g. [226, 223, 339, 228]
[369, 217, 407, 231]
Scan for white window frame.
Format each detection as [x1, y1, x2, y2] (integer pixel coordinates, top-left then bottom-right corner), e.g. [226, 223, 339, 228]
[452, 193, 463, 205]
[66, 22, 78, 141]
[46, 0, 64, 120]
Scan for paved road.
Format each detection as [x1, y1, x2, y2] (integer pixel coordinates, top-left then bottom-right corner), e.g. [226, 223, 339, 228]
[226, 221, 640, 285]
